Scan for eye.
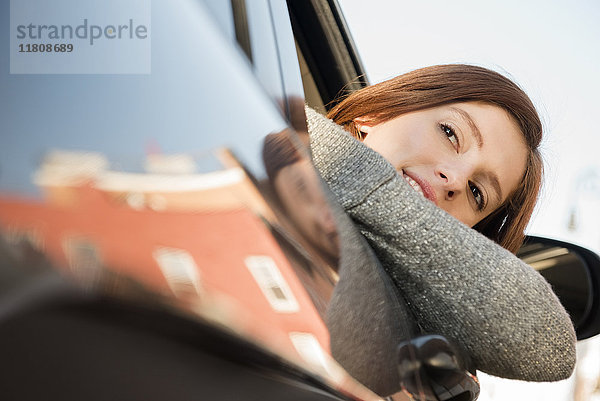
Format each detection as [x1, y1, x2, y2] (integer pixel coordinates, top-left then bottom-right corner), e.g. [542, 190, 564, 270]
[469, 182, 486, 211]
[441, 123, 459, 150]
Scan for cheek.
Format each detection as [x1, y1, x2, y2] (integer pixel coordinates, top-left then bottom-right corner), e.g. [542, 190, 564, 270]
[363, 128, 437, 168]
[438, 203, 480, 227]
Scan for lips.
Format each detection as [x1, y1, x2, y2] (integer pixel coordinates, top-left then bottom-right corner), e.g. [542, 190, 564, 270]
[402, 170, 438, 205]
[402, 173, 425, 196]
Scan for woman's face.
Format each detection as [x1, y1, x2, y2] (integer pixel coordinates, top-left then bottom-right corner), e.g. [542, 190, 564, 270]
[356, 101, 528, 227]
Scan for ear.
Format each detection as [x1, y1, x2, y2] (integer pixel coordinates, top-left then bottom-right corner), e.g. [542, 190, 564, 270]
[353, 117, 374, 140]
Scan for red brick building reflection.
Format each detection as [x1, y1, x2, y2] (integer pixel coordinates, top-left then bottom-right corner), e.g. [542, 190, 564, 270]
[0, 150, 333, 374]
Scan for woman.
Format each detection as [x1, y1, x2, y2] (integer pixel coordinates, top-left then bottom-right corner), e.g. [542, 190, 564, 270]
[328, 64, 540, 253]
[305, 65, 575, 394]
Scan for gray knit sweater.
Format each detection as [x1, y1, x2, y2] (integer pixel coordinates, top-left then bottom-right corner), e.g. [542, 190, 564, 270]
[305, 106, 576, 382]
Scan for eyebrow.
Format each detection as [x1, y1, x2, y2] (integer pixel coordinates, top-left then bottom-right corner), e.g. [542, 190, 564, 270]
[450, 107, 483, 148]
[449, 106, 503, 203]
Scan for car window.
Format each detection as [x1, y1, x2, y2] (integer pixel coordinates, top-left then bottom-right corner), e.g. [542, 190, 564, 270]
[1, 0, 344, 376]
[2, 2, 285, 195]
[200, 1, 285, 111]
[1, 1, 422, 399]
[201, 0, 307, 133]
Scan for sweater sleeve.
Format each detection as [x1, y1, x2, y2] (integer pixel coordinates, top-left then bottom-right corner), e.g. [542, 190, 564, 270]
[305, 106, 576, 382]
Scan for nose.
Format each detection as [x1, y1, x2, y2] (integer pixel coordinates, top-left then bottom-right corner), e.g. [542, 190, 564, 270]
[435, 165, 470, 200]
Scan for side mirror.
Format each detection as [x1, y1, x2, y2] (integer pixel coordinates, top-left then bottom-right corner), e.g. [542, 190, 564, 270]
[518, 236, 600, 340]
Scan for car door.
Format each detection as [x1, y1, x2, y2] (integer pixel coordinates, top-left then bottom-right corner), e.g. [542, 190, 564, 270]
[0, 0, 385, 399]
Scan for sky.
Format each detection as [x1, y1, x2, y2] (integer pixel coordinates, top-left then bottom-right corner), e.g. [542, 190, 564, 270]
[337, 1, 600, 399]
